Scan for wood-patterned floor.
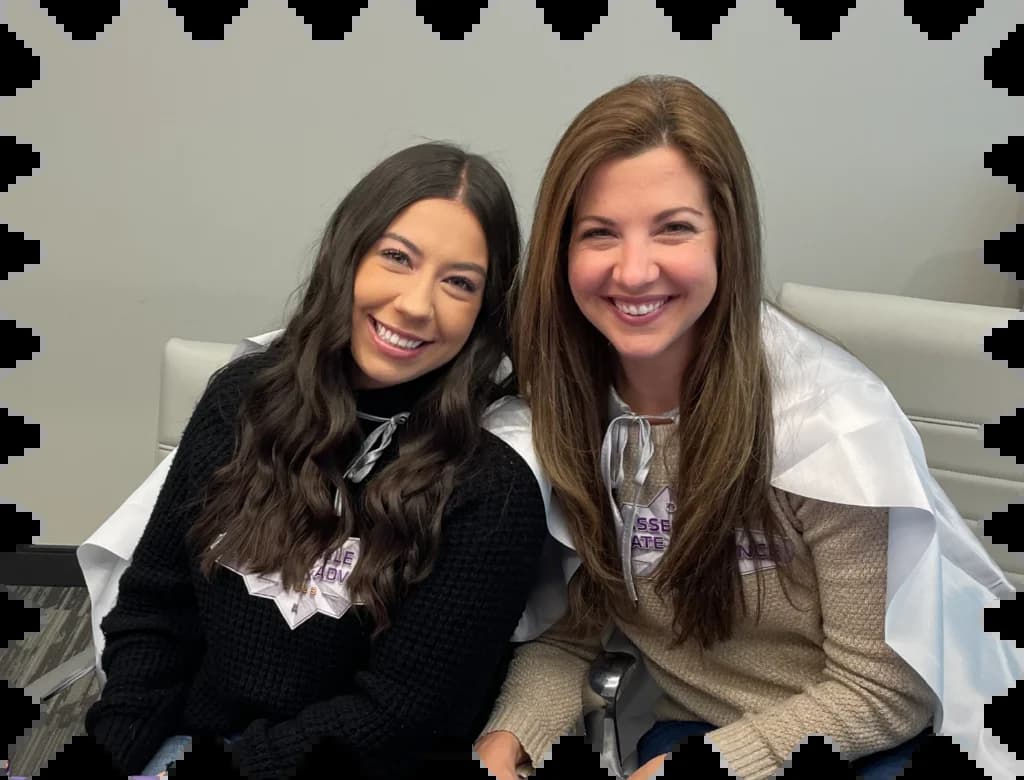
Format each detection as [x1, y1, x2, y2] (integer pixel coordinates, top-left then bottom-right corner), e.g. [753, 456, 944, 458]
[1, 585, 100, 778]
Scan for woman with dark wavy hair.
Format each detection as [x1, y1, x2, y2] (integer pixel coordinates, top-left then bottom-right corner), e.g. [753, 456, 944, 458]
[83, 141, 549, 779]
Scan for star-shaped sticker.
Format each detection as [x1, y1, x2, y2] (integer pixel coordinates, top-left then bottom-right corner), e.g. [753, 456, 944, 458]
[217, 537, 362, 630]
[620, 485, 675, 578]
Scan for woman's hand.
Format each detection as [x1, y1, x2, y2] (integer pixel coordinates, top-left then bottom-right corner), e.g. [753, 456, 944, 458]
[474, 729, 528, 780]
[627, 753, 668, 780]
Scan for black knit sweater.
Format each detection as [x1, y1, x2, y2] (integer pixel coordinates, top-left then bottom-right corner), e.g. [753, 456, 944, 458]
[82, 351, 549, 779]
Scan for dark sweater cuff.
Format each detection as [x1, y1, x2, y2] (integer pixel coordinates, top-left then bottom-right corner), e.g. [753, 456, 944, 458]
[227, 721, 315, 780]
[227, 723, 416, 780]
[86, 711, 167, 776]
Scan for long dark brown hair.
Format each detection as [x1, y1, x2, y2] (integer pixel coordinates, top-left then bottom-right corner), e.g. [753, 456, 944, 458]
[187, 142, 521, 635]
[514, 75, 802, 648]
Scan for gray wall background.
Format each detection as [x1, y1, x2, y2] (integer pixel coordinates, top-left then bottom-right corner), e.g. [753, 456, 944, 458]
[1, 0, 1021, 545]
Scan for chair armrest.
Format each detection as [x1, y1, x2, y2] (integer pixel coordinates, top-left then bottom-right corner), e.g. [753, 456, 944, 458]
[585, 651, 639, 779]
[588, 651, 638, 712]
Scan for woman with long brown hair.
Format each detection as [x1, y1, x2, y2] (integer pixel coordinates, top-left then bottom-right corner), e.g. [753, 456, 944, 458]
[82, 141, 550, 779]
[475, 75, 1016, 780]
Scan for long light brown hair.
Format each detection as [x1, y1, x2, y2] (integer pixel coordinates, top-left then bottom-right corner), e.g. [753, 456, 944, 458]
[187, 142, 521, 637]
[514, 75, 798, 648]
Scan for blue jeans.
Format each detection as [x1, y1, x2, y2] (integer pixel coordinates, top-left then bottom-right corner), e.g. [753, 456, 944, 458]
[637, 720, 932, 780]
[138, 734, 193, 776]
[138, 733, 239, 777]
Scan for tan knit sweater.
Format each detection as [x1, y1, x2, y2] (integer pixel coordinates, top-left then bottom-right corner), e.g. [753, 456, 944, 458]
[481, 420, 936, 779]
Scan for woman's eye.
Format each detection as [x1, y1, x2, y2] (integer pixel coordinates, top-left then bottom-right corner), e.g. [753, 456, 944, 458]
[663, 222, 695, 234]
[581, 228, 613, 240]
[381, 248, 411, 265]
[447, 277, 479, 293]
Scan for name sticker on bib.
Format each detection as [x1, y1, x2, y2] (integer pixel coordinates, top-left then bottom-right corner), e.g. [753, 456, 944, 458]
[735, 529, 795, 575]
[622, 488, 795, 578]
[217, 537, 363, 630]
[623, 486, 676, 578]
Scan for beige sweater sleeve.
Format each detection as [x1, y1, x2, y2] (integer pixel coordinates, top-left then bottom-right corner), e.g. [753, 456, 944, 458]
[478, 616, 604, 767]
[706, 497, 937, 780]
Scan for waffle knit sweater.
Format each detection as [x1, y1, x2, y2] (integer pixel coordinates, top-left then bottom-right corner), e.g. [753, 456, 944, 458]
[83, 351, 549, 779]
[481, 419, 936, 779]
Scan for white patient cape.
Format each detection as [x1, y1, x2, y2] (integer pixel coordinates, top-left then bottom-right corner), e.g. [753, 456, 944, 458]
[77, 305, 1021, 778]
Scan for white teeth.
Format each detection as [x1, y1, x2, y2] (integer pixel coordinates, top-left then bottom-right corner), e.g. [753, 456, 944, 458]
[374, 321, 424, 350]
[615, 298, 666, 316]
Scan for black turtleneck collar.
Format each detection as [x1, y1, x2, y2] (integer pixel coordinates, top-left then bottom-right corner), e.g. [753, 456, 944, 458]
[254, 340, 451, 425]
[352, 364, 448, 420]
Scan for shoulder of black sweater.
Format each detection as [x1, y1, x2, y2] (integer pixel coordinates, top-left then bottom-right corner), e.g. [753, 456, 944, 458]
[442, 427, 547, 524]
[197, 348, 278, 422]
